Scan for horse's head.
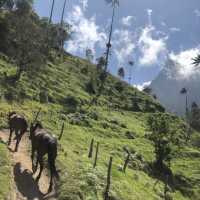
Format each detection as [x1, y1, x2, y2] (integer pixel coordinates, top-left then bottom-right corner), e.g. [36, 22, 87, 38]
[29, 121, 43, 140]
[8, 111, 17, 120]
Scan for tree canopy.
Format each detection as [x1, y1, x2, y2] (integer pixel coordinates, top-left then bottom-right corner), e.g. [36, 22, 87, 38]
[0, 0, 71, 80]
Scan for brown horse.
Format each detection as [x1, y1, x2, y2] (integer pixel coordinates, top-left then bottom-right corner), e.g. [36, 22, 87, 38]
[8, 112, 28, 152]
[30, 122, 59, 193]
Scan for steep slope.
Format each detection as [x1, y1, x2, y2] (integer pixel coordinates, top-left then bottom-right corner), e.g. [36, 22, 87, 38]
[0, 55, 199, 200]
[150, 58, 200, 115]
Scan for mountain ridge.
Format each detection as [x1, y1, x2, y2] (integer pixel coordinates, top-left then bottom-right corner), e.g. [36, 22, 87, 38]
[150, 58, 200, 115]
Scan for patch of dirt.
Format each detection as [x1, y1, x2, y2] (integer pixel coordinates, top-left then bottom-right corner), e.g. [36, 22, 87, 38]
[0, 130, 57, 200]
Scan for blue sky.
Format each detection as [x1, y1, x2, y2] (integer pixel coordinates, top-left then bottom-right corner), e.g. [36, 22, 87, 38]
[34, 0, 200, 89]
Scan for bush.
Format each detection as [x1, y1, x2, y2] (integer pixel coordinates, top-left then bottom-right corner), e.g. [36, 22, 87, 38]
[63, 95, 80, 112]
[114, 81, 125, 92]
[39, 90, 48, 103]
[89, 111, 99, 120]
[85, 80, 96, 94]
[125, 131, 136, 139]
[80, 66, 88, 74]
[132, 102, 141, 112]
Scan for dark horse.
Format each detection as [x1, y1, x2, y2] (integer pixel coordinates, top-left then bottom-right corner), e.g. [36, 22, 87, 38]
[8, 112, 28, 152]
[30, 122, 59, 193]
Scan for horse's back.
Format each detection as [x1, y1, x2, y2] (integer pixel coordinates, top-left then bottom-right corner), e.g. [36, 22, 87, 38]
[9, 115, 28, 131]
[34, 130, 57, 157]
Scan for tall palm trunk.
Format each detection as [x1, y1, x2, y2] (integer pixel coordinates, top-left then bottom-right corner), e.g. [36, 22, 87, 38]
[105, 4, 116, 72]
[49, 0, 55, 24]
[59, 0, 67, 58]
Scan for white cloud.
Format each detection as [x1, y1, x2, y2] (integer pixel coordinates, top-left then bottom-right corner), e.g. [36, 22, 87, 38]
[135, 81, 151, 91]
[113, 29, 136, 64]
[80, 0, 88, 11]
[161, 22, 167, 27]
[169, 27, 181, 32]
[169, 48, 200, 79]
[138, 25, 168, 66]
[194, 9, 200, 17]
[121, 16, 134, 27]
[65, 5, 107, 56]
[146, 9, 153, 26]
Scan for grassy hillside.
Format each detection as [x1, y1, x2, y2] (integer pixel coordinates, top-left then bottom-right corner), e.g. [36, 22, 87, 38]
[0, 140, 11, 200]
[0, 54, 200, 200]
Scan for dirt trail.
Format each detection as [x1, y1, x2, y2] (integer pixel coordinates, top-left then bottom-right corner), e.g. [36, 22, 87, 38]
[0, 130, 57, 200]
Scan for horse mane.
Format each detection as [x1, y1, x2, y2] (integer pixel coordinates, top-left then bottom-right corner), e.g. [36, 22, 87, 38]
[8, 111, 17, 120]
[34, 122, 43, 129]
[8, 111, 17, 118]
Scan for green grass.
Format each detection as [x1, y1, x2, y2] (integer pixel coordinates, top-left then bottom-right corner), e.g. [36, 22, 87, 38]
[0, 141, 11, 200]
[0, 55, 199, 200]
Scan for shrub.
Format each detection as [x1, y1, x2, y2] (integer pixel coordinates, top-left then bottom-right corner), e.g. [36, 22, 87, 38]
[63, 95, 80, 112]
[39, 90, 48, 103]
[80, 66, 88, 74]
[85, 80, 96, 94]
[114, 81, 124, 92]
[125, 131, 136, 139]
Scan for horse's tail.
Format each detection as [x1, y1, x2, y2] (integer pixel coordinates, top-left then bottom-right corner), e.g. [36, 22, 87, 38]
[48, 142, 59, 180]
[23, 119, 28, 133]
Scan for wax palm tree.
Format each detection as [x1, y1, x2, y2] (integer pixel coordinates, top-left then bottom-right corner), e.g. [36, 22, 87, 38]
[180, 87, 191, 141]
[104, 0, 119, 72]
[59, 0, 67, 58]
[180, 87, 188, 114]
[192, 54, 200, 66]
[118, 67, 125, 80]
[128, 60, 134, 84]
[49, 0, 56, 24]
[89, 0, 119, 106]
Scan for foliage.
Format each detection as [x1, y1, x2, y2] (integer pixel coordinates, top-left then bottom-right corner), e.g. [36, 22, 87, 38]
[0, 142, 11, 199]
[0, 3, 71, 80]
[85, 48, 94, 62]
[192, 54, 200, 66]
[117, 67, 125, 79]
[143, 87, 152, 94]
[147, 114, 181, 170]
[190, 102, 200, 131]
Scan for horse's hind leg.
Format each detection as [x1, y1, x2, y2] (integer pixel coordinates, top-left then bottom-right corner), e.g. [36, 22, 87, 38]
[7, 128, 13, 145]
[32, 153, 39, 174]
[14, 130, 21, 152]
[48, 170, 53, 193]
[36, 156, 43, 182]
[31, 146, 37, 173]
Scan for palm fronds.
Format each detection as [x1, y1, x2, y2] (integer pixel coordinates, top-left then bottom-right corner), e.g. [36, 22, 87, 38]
[180, 88, 187, 94]
[192, 54, 200, 66]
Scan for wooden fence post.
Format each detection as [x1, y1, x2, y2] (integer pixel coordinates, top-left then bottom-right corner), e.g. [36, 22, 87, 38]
[58, 122, 65, 140]
[104, 156, 113, 200]
[123, 153, 130, 173]
[33, 107, 41, 123]
[88, 138, 94, 158]
[93, 142, 99, 168]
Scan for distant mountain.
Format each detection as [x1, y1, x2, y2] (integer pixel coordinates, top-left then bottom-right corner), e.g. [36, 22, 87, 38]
[150, 58, 200, 115]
